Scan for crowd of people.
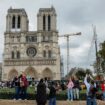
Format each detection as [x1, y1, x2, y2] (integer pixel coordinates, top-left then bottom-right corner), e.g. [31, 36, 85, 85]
[67, 74, 105, 105]
[0, 73, 105, 105]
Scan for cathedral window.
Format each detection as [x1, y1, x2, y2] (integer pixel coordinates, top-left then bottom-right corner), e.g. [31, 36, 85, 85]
[26, 36, 37, 42]
[32, 36, 37, 42]
[12, 16, 16, 28]
[11, 51, 14, 59]
[17, 51, 20, 59]
[43, 50, 46, 57]
[48, 15, 51, 31]
[43, 15, 46, 30]
[48, 50, 51, 58]
[17, 16, 21, 28]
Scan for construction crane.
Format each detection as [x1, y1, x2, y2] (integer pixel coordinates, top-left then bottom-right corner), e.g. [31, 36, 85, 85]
[93, 26, 102, 74]
[59, 32, 81, 75]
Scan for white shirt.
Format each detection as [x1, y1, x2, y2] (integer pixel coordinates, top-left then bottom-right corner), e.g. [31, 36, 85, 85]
[84, 76, 91, 96]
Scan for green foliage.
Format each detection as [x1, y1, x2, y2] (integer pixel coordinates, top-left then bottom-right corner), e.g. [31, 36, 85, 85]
[99, 41, 105, 59]
[86, 69, 92, 75]
[98, 41, 105, 73]
[75, 70, 86, 80]
[0, 87, 87, 100]
[66, 67, 93, 80]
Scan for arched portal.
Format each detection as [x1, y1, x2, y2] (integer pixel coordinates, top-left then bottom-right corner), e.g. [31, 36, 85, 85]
[42, 68, 53, 80]
[25, 67, 38, 79]
[8, 69, 18, 81]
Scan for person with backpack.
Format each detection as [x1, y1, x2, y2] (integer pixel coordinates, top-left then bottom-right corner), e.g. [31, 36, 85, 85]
[72, 76, 80, 100]
[84, 74, 97, 105]
[89, 81, 97, 105]
[20, 73, 28, 100]
[49, 81, 56, 105]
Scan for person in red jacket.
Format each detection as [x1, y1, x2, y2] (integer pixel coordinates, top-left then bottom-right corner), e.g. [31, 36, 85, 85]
[20, 73, 28, 100]
[101, 80, 105, 100]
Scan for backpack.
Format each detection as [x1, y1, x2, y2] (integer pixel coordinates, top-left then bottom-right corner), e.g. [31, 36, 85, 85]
[88, 85, 97, 98]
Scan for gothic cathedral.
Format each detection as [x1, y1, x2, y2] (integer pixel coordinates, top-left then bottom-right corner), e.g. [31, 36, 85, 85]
[2, 7, 61, 81]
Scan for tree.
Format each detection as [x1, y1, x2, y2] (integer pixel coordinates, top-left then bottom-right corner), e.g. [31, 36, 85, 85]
[65, 67, 94, 80]
[98, 41, 105, 73]
[86, 69, 92, 75]
[75, 68, 86, 80]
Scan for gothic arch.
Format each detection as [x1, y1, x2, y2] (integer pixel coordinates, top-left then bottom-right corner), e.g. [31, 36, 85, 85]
[25, 67, 38, 79]
[8, 69, 18, 81]
[42, 68, 53, 80]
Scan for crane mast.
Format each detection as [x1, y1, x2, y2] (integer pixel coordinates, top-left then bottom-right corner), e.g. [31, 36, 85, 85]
[59, 32, 81, 74]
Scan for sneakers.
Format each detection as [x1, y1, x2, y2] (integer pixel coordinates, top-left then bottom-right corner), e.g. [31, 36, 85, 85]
[67, 99, 73, 101]
[71, 99, 73, 101]
[18, 99, 22, 100]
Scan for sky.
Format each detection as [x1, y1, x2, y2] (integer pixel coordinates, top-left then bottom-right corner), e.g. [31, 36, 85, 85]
[0, 0, 105, 75]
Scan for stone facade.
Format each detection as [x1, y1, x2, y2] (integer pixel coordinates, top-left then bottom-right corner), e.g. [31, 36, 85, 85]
[0, 63, 2, 80]
[2, 7, 61, 81]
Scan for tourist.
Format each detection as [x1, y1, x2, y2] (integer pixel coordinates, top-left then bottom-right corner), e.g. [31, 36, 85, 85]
[60, 81, 66, 90]
[73, 76, 80, 100]
[101, 80, 105, 100]
[44, 77, 50, 94]
[84, 74, 97, 105]
[20, 73, 28, 100]
[12, 75, 22, 100]
[44, 77, 48, 88]
[36, 78, 47, 105]
[49, 81, 56, 105]
[67, 77, 74, 101]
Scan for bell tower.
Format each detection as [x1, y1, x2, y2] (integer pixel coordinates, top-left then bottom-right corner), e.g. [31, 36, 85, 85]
[37, 6, 57, 31]
[6, 7, 29, 32]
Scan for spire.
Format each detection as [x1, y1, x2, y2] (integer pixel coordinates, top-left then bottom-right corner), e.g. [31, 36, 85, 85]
[51, 5, 55, 11]
[10, 6, 12, 9]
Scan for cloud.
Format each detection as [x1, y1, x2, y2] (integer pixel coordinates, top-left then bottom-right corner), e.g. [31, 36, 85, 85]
[0, 0, 105, 75]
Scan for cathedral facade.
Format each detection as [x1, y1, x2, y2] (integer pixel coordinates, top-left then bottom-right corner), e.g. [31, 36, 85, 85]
[2, 7, 61, 81]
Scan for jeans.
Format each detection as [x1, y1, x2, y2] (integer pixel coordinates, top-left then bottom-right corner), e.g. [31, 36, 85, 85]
[14, 86, 21, 99]
[91, 98, 97, 105]
[87, 96, 91, 105]
[103, 91, 105, 100]
[49, 97, 56, 105]
[67, 88, 73, 100]
[86, 96, 97, 105]
[21, 87, 27, 100]
[73, 88, 79, 100]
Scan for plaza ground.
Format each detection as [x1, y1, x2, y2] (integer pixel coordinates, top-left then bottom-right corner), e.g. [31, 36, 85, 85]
[0, 100, 105, 105]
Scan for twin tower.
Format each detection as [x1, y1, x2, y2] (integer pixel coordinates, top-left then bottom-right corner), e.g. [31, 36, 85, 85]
[2, 7, 61, 81]
[6, 6, 57, 32]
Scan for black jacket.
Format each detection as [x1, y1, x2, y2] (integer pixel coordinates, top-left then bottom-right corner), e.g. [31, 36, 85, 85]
[36, 82, 47, 104]
[49, 86, 56, 98]
[73, 80, 80, 89]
